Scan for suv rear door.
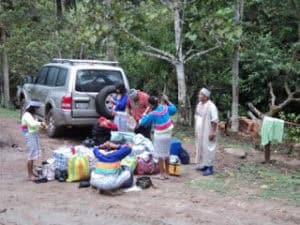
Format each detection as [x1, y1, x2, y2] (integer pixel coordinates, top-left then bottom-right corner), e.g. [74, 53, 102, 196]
[72, 69, 124, 118]
[33, 66, 49, 117]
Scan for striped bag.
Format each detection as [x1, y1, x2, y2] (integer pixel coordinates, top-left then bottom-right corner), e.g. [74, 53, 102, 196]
[66, 155, 90, 182]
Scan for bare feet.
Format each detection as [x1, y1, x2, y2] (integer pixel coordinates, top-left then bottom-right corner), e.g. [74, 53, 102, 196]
[28, 176, 38, 182]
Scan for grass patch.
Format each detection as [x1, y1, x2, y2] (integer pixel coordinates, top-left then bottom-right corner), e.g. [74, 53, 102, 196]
[219, 136, 253, 151]
[190, 178, 229, 195]
[190, 163, 300, 203]
[0, 107, 19, 119]
[173, 125, 195, 143]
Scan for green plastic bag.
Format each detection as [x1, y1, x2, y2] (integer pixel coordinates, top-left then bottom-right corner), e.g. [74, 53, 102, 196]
[121, 156, 137, 172]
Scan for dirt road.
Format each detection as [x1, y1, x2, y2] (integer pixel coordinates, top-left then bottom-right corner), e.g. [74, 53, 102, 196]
[0, 115, 299, 225]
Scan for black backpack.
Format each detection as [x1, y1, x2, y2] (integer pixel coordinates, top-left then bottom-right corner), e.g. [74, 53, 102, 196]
[179, 147, 190, 164]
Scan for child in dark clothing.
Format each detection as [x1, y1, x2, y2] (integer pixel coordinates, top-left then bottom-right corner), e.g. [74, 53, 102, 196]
[92, 117, 117, 145]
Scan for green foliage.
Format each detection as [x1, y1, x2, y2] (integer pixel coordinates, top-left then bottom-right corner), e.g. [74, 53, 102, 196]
[0, 0, 299, 116]
[0, 106, 18, 118]
[279, 112, 300, 143]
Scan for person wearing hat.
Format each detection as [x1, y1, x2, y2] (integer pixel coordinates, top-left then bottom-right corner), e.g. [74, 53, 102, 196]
[139, 95, 177, 180]
[21, 100, 46, 181]
[194, 88, 219, 176]
[127, 89, 152, 139]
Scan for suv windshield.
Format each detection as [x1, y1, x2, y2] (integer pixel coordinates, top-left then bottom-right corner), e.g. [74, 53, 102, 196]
[76, 69, 123, 92]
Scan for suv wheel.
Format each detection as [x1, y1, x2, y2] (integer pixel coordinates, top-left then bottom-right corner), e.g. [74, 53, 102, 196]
[46, 109, 61, 138]
[95, 85, 116, 119]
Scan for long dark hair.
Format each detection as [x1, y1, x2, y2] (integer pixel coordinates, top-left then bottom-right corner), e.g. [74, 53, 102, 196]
[26, 106, 37, 115]
[148, 96, 159, 110]
[115, 83, 127, 95]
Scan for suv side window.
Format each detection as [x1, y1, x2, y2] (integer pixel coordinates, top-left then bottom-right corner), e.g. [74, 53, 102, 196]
[46, 67, 59, 86]
[36, 67, 49, 85]
[56, 68, 67, 86]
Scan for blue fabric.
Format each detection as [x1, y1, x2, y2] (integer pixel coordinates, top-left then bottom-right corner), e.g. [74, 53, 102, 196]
[140, 104, 177, 127]
[113, 94, 128, 111]
[93, 145, 131, 163]
[170, 139, 182, 155]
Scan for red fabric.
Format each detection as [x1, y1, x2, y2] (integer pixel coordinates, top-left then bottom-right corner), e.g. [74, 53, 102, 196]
[155, 120, 173, 131]
[107, 121, 118, 131]
[98, 117, 118, 131]
[127, 91, 149, 121]
[98, 116, 106, 123]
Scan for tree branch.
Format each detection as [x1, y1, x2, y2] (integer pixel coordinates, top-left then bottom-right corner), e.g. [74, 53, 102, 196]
[185, 48, 196, 57]
[267, 81, 300, 116]
[268, 82, 276, 106]
[160, 0, 173, 10]
[121, 28, 176, 62]
[284, 81, 292, 96]
[291, 98, 300, 102]
[184, 45, 220, 63]
[140, 51, 175, 64]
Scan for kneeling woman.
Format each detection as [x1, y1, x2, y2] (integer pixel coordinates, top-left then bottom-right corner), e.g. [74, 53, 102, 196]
[91, 142, 132, 194]
[139, 95, 177, 180]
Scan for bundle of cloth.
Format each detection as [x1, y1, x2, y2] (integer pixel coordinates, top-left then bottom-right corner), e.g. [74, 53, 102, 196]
[90, 142, 133, 191]
[130, 134, 154, 156]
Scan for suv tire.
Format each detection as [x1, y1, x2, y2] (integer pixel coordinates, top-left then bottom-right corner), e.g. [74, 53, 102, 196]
[46, 109, 62, 138]
[95, 85, 116, 119]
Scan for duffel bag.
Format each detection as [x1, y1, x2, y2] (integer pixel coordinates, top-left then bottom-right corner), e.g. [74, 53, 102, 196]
[135, 157, 159, 175]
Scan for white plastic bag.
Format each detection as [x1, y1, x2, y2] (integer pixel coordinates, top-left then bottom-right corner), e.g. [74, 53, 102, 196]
[42, 158, 55, 181]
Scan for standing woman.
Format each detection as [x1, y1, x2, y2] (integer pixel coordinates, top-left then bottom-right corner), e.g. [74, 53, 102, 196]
[21, 100, 46, 181]
[139, 95, 177, 180]
[110, 83, 128, 131]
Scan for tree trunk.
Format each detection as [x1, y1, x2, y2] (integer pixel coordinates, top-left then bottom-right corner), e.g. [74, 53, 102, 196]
[173, 1, 190, 124]
[298, 21, 300, 41]
[107, 45, 115, 61]
[2, 48, 9, 107]
[231, 0, 243, 132]
[1, 28, 10, 107]
[64, 0, 76, 11]
[56, 0, 63, 18]
[231, 43, 239, 132]
[175, 62, 189, 124]
[79, 43, 84, 59]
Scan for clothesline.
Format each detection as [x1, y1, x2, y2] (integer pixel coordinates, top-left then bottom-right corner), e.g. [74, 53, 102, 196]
[284, 121, 300, 127]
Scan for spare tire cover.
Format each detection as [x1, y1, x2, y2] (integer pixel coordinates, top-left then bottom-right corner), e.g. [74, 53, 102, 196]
[95, 85, 116, 119]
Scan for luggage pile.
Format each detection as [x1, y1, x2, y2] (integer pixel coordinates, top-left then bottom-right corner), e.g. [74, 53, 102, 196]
[36, 129, 190, 193]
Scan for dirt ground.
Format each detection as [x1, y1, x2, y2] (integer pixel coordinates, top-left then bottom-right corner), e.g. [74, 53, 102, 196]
[0, 115, 299, 225]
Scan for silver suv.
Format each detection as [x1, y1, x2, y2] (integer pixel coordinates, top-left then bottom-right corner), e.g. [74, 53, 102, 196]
[17, 59, 130, 137]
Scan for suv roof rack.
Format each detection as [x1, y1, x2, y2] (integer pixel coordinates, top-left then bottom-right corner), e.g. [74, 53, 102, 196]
[51, 58, 120, 67]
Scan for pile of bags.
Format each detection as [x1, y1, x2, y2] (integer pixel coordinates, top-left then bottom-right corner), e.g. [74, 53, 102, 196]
[40, 131, 190, 191]
[51, 145, 96, 182]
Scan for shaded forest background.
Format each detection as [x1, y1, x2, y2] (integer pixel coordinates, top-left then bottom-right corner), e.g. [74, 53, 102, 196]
[0, 0, 299, 126]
